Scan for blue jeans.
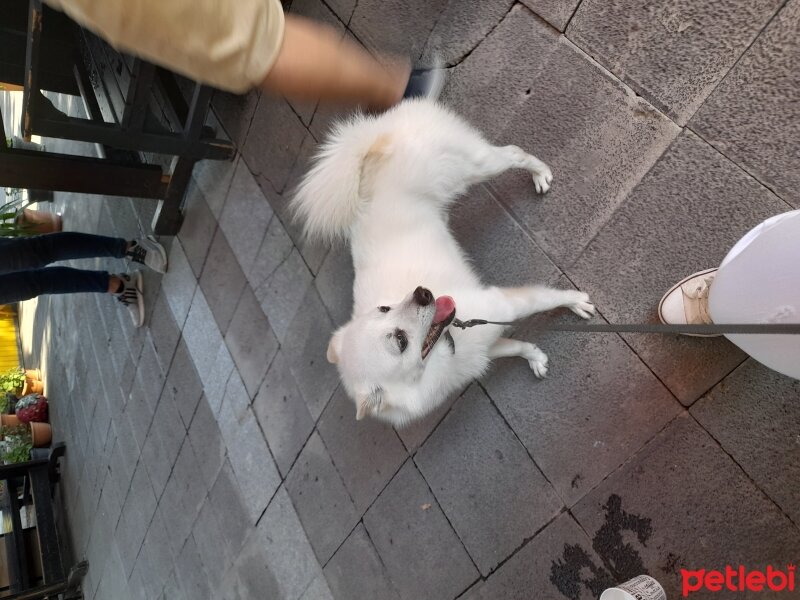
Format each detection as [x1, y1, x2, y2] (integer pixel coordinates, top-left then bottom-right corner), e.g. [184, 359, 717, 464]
[0, 233, 128, 304]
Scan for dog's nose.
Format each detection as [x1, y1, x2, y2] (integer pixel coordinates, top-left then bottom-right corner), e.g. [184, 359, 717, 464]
[413, 286, 433, 306]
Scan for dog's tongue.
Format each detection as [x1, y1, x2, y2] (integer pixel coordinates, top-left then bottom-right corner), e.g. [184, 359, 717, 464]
[433, 296, 456, 324]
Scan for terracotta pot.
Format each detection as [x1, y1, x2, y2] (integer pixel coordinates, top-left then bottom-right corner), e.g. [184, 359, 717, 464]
[18, 208, 62, 234]
[1, 414, 20, 427]
[23, 378, 44, 395]
[30, 422, 52, 448]
[24, 369, 42, 381]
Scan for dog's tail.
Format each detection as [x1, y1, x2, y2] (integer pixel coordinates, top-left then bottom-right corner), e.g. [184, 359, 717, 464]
[290, 113, 382, 242]
[291, 62, 445, 243]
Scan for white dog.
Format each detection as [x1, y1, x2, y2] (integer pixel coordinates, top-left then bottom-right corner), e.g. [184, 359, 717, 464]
[292, 98, 595, 427]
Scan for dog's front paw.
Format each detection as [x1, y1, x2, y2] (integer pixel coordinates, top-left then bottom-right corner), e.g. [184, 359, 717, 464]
[568, 292, 596, 319]
[533, 165, 553, 194]
[527, 348, 549, 378]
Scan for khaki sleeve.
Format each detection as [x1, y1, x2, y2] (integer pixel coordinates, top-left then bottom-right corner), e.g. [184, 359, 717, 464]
[44, 0, 285, 93]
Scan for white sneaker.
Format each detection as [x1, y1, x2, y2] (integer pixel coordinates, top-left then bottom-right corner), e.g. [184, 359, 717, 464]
[127, 235, 168, 274]
[116, 271, 145, 327]
[657, 268, 720, 337]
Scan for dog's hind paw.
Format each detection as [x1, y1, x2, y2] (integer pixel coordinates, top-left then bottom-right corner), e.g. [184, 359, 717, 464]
[532, 166, 553, 194]
[527, 349, 549, 378]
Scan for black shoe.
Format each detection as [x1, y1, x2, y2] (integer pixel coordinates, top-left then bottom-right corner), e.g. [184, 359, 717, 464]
[402, 66, 445, 101]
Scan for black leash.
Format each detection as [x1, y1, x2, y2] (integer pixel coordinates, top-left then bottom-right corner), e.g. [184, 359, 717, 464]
[451, 318, 800, 335]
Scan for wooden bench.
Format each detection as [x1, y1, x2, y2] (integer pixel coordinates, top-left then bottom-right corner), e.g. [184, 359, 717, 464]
[0, 443, 86, 599]
[0, 0, 235, 234]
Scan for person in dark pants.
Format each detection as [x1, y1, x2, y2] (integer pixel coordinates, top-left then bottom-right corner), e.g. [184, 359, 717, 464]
[0, 232, 167, 327]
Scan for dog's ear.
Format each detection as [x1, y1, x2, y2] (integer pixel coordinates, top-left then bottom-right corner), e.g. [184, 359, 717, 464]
[356, 387, 383, 421]
[327, 329, 344, 364]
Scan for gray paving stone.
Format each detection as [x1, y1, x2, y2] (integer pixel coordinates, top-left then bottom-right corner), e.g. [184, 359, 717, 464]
[138, 509, 175, 599]
[208, 460, 251, 565]
[242, 95, 309, 193]
[692, 360, 800, 524]
[415, 386, 563, 574]
[572, 414, 800, 597]
[116, 460, 157, 577]
[166, 338, 204, 430]
[395, 391, 461, 453]
[282, 287, 340, 420]
[199, 228, 248, 334]
[246, 212, 295, 291]
[134, 337, 166, 412]
[147, 290, 181, 375]
[324, 0, 356, 23]
[108, 418, 140, 503]
[213, 90, 261, 149]
[324, 523, 401, 600]
[256, 248, 312, 342]
[253, 350, 315, 476]
[124, 375, 156, 452]
[141, 426, 173, 503]
[188, 395, 227, 489]
[220, 159, 275, 275]
[300, 575, 335, 600]
[159, 569, 187, 600]
[465, 512, 613, 600]
[568, 131, 788, 405]
[452, 185, 561, 287]
[174, 534, 212, 600]
[225, 487, 323, 600]
[521, 0, 580, 31]
[314, 242, 354, 326]
[567, 0, 784, 124]
[206, 344, 237, 415]
[96, 543, 131, 600]
[142, 385, 187, 501]
[160, 439, 208, 557]
[225, 286, 279, 397]
[482, 282, 682, 505]
[85, 496, 114, 599]
[364, 460, 479, 600]
[218, 372, 281, 523]
[182, 289, 232, 412]
[349, 0, 447, 58]
[256, 248, 314, 342]
[192, 496, 229, 589]
[160, 240, 197, 327]
[691, 0, 800, 206]
[423, 0, 515, 65]
[444, 5, 680, 267]
[318, 387, 407, 512]
[177, 186, 218, 277]
[286, 432, 361, 563]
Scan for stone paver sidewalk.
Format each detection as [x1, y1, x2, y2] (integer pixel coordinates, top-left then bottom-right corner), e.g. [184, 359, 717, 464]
[22, 0, 800, 598]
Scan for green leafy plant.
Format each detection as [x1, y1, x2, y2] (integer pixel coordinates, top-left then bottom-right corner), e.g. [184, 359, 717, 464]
[0, 190, 35, 238]
[1, 392, 17, 413]
[1, 424, 32, 464]
[0, 368, 26, 394]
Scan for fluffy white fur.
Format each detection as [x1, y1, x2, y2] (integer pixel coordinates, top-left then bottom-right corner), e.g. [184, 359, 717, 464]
[292, 98, 595, 427]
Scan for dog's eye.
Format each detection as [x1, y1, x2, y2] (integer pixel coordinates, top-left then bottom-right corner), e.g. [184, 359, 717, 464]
[395, 329, 408, 353]
[378, 306, 391, 313]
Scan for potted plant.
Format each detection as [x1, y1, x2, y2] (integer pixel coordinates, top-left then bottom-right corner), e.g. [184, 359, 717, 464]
[0, 367, 26, 396]
[15, 394, 48, 424]
[1, 189, 61, 236]
[0, 425, 33, 464]
[30, 422, 52, 448]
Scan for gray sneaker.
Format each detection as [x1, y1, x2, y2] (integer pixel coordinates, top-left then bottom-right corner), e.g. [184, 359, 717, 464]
[116, 271, 144, 327]
[127, 235, 168, 274]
